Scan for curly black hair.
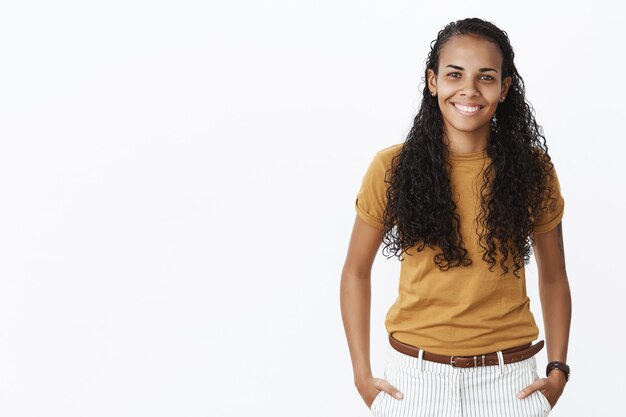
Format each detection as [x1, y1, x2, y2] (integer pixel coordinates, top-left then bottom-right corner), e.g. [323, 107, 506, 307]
[381, 17, 559, 278]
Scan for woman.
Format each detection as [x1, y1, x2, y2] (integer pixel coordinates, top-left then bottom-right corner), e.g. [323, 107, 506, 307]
[340, 18, 571, 417]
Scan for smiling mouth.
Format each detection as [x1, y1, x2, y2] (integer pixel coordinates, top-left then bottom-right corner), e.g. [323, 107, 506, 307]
[453, 103, 483, 115]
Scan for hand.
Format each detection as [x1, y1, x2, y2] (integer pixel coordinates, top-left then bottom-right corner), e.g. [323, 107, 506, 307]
[517, 370, 567, 409]
[356, 376, 404, 409]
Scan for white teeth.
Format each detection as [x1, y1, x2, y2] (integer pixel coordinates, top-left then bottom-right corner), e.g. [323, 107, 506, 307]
[454, 103, 480, 112]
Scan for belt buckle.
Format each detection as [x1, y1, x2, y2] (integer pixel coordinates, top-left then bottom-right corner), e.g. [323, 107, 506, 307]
[450, 354, 486, 368]
[450, 354, 488, 367]
[451, 355, 476, 367]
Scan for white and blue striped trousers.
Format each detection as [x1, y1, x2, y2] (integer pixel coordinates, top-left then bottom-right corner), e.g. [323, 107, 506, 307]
[369, 343, 552, 417]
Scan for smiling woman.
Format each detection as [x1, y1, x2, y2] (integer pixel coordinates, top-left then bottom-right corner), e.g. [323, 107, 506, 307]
[428, 34, 511, 149]
[340, 17, 571, 417]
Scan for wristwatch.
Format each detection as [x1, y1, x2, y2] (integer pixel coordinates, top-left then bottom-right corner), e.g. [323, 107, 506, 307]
[546, 361, 570, 382]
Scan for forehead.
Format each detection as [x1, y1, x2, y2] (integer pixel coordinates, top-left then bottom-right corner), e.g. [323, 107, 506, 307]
[439, 34, 503, 69]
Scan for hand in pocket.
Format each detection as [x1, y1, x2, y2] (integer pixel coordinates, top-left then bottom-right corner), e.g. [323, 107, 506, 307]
[357, 376, 404, 409]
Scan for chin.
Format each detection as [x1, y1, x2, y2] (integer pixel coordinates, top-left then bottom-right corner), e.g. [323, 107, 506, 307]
[448, 121, 491, 133]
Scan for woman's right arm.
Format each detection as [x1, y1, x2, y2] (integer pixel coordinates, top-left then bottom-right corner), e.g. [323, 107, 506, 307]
[340, 215, 403, 407]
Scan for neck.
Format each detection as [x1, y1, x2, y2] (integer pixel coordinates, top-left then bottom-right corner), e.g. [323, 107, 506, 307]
[443, 126, 489, 154]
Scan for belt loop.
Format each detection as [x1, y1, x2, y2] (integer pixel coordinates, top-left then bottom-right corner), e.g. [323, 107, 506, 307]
[496, 350, 504, 374]
[417, 348, 424, 372]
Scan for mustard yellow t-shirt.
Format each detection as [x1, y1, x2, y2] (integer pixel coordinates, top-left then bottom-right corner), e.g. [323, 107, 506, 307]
[355, 143, 565, 356]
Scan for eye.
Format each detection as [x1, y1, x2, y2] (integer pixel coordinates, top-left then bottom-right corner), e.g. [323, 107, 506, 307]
[480, 75, 495, 81]
[447, 72, 461, 78]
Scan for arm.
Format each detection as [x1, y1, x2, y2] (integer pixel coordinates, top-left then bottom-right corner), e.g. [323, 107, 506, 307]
[533, 221, 572, 367]
[340, 215, 404, 406]
[518, 221, 571, 407]
[340, 215, 383, 386]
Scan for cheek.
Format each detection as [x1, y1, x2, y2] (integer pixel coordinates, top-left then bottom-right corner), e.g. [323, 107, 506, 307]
[487, 84, 504, 98]
[436, 81, 455, 95]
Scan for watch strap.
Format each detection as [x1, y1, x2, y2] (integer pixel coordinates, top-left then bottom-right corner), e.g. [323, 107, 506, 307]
[546, 360, 570, 382]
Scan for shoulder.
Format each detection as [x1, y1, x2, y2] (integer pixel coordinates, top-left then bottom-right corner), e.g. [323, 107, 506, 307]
[534, 148, 561, 182]
[533, 147, 556, 168]
[372, 142, 404, 166]
[358, 143, 403, 185]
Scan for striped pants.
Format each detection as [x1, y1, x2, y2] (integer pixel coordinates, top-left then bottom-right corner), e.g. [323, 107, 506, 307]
[369, 343, 552, 417]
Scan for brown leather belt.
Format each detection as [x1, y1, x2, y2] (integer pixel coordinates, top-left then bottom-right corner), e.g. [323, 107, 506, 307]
[389, 334, 544, 368]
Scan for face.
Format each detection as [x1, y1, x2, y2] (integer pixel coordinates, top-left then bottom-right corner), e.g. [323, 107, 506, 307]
[427, 34, 512, 142]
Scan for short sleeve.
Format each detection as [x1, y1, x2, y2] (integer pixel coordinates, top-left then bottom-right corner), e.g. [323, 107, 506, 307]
[354, 149, 393, 230]
[532, 162, 565, 234]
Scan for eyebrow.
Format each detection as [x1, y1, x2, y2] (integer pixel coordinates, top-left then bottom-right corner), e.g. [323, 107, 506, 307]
[445, 64, 498, 73]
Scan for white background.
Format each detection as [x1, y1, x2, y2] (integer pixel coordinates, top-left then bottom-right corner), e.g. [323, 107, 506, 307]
[1, 1, 624, 416]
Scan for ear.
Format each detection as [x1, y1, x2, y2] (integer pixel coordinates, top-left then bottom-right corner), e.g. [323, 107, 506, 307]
[501, 75, 512, 97]
[427, 69, 437, 94]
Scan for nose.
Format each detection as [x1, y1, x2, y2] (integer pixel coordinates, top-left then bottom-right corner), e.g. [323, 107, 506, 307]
[460, 81, 479, 97]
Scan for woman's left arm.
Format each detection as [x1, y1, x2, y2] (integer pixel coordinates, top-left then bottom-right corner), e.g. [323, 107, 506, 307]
[517, 221, 572, 408]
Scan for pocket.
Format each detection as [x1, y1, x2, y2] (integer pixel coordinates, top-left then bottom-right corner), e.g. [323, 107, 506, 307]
[526, 357, 552, 414]
[535, 390, 553, 414]
[369, 390, 385, 414]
